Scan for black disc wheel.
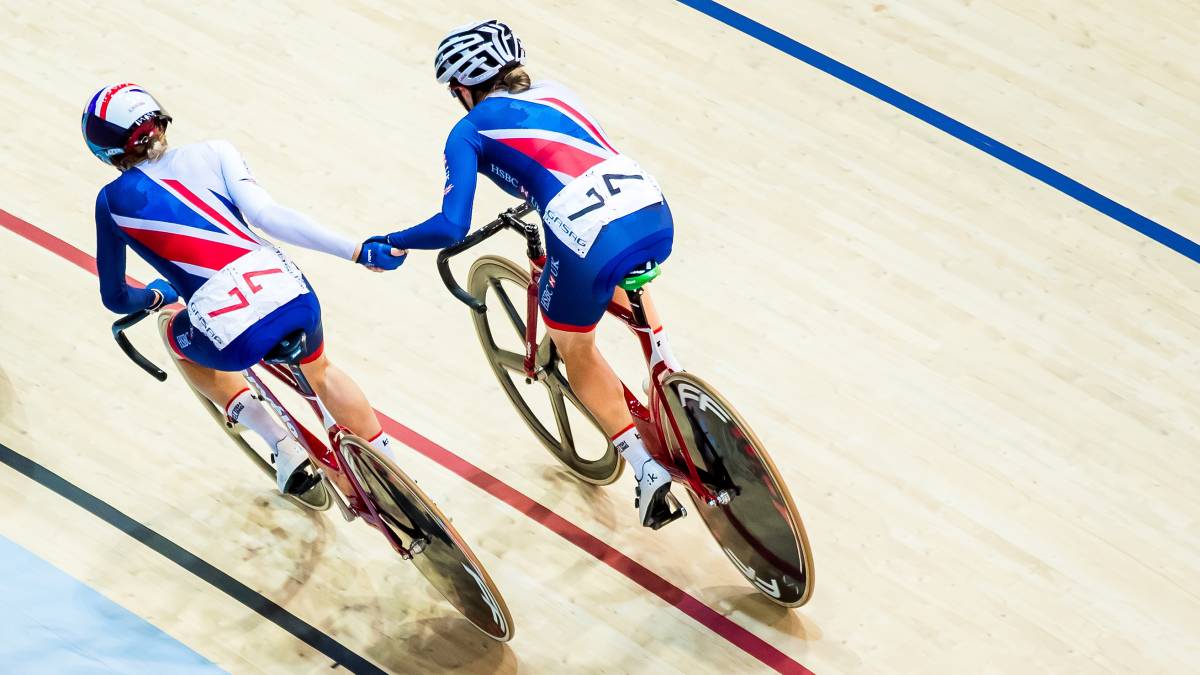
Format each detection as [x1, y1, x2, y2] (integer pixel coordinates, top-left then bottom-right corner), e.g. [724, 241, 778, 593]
[660, 371, 814, 607]
[341, 436, 514, 641]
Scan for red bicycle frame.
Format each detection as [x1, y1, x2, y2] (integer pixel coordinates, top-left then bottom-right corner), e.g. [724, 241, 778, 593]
[522, 263, 724, 506]
[244, 362, 427, 558]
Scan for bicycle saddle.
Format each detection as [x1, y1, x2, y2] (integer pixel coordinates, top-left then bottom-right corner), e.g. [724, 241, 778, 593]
[620, 261, 661, 291]
[264, 331, 308, 365]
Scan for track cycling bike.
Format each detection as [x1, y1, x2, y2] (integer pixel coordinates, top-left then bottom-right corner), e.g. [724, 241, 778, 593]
[111, 306, 514, 639]
[436, 203, 814, 607]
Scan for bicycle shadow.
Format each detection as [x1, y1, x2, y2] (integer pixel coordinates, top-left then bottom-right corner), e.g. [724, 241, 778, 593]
[536, 463, 621, 530]
[365, 616, 515, 673]
[160, 480, 334, 609]
[700, 585, 823, 640]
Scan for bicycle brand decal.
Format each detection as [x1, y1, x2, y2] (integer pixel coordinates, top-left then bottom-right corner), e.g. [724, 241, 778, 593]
[724, 547, 792, 599]
[676, 382, 732, 423]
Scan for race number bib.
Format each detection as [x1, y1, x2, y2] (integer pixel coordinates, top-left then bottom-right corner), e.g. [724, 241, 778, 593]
[543, 156, 664, 258]
[187, 246, 308, 350]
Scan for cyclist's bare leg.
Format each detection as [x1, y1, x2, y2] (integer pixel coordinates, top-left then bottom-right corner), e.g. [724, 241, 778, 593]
[161, 312, 385, 449]
[607, 288, 682, 372]
[298, 353, 384, 441]
[173, 357, 252, 409]
[164, 331, 297, 485]
[548, 322, 675, 525]
[544, 327, 631, 436]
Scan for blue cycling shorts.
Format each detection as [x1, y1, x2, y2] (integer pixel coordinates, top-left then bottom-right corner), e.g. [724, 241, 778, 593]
[167, 288, 324, 371]
[539, 201, 674, 331]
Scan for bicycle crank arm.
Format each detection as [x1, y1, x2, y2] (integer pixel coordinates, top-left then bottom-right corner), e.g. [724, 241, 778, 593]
[319, 470, 357, 523]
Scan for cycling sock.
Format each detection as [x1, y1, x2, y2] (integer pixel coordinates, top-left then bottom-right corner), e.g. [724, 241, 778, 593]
[611, 423, 652, 478]
[368, 430, 397, 460]
[225, 388, 289, 450]
[650, 326, 682, 371]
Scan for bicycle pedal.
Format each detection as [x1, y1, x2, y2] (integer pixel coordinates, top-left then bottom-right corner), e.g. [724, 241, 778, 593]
[646, 491, 687, 530]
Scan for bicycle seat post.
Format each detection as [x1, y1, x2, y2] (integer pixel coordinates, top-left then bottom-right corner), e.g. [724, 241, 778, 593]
[264, 331, 317, 397]
[619, 262, 661, 329]
[625, 288, 650, 330]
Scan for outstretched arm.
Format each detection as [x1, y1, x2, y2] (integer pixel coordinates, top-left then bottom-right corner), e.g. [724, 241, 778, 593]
[213, 141, 360, 260]
[384, 123, 480, 250]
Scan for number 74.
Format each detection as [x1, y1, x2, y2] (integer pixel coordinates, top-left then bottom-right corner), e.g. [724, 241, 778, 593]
[566, 173, 645, 221]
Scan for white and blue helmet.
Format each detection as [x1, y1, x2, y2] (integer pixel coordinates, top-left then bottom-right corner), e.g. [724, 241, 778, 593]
[81, 83, 172, 165]
[435, 19, 526, 86]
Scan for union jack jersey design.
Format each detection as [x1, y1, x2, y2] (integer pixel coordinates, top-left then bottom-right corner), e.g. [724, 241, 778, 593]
[95, 141, 268, 304]
[445, 80, 621, 224]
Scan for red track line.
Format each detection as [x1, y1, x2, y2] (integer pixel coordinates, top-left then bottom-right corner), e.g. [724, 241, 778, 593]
[0, 207, 814, 675]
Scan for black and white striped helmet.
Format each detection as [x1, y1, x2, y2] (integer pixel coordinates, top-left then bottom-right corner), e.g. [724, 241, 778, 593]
[435, 19, 526, 86]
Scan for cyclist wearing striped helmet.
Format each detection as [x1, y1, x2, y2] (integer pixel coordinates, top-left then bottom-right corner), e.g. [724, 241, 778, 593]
[379, 20, 683, 528]
[84, 83, 405, 495]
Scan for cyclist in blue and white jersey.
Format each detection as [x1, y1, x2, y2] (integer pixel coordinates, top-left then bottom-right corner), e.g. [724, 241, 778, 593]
[84, 83, 406, 494]
[378, 21, 684, 527]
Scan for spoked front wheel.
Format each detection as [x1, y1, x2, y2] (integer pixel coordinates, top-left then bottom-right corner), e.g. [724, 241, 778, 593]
[156, 313, 330, 511]
[660, 372, 814, 607]
[466, 255, 623, 485]
[340, 436, 514, 641]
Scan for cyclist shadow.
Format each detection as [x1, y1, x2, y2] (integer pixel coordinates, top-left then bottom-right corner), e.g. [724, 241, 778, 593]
[366, 615, 514, 673]
[194, 483, 335, 608]
[536, 464, 622, 530]
[702, 585, 823, 640]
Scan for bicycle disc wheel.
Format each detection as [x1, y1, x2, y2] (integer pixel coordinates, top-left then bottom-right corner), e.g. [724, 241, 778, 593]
[156, 313, 331, 511]
[466, 255, 623, 485]
[340, 436, 514, 641]
[660, 372, 814, 607]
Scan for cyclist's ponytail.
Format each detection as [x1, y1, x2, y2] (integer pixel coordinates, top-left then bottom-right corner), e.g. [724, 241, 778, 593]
[466, 64, 531, 103]
[500, 66, 531, 94]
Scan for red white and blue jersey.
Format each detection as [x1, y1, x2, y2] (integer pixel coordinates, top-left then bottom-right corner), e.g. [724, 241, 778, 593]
[95, 142, 268, 311]
[471, 80, 620, 208]
[386, 80, 630, 250]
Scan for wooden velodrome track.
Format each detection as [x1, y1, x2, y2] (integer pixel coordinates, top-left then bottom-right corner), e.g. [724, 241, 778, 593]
[1, 1, 1198, 673]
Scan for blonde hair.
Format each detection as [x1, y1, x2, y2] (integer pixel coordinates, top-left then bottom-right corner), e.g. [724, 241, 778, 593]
[114, 127, 168, 171]
[499, 66, 531, 94]
[470, 65, 532, 102]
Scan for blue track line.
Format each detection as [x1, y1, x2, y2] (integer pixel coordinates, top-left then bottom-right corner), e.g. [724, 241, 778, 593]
[674, 0, 1199, 263]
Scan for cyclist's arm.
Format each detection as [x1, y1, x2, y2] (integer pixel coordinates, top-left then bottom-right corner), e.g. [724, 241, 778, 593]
[212, 141, 358, 260]
[95, 191, 158, 314]
[385, 121, 480, 250]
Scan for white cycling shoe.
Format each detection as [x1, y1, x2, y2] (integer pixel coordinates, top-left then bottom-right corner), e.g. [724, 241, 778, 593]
[634, 459, 686, 529]
[273, 437, 311, 495]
